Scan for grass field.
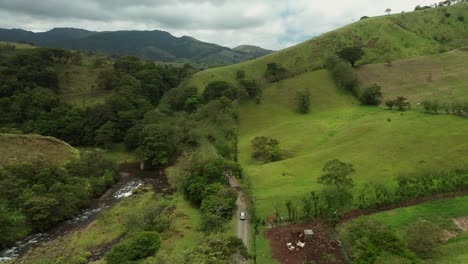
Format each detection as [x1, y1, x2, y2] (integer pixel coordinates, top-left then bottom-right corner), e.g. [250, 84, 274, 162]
[0, 133, 79, 166]
[238, 70, 468, 217]
[185, 3, 468, 91]
[358, 47, 468, 103]
[342, 195, 468, 264]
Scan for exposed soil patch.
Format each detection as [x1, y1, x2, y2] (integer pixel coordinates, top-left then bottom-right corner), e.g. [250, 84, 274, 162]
[442, 230, 458, 241]
[264, 222, 342, 264]
[453, 216, 468, 231]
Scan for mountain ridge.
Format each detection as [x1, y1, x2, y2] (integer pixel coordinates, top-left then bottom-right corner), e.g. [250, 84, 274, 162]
[0, 27, 274, 66]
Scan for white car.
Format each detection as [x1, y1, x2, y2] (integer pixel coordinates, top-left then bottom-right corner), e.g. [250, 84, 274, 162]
[239, 211, 246, 220]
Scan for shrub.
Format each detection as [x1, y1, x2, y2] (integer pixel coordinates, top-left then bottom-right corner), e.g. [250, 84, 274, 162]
[458, 15, 465, 22]
[105, 231, 161, 264]
[251, 136, 281, 162]
[406, 221, 443, 258]
[360, 84, 382, 105]
[295, 88, 311, 113]
[342, 218, 416, 263]
[236, 70, 246, 80]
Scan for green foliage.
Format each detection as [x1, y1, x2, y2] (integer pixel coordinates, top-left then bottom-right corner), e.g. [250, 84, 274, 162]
[200, 185, 237, 232]
[94, 121, 116, 148]
[326, 55, 360, 95]
[236, 69, 246, 80]
[386, 96, 410, 111]
[137, 124, 178, 168]
[405, 221, 443, 257]
[337, 47, 365, 67]
[341, 218, 416, 263]
[97, 68, 119, 90]
[192, 233, 249, 263]
[251, 136, 281, 162]
[317, 159, 355, 190]
[240, 79, 262, 103]
[159, 86, 201, 113]
[106, 231, 161, 264]
[360, 84, 383, 105]
[295, 88, 311, 113]
[264, 62, 288, 82]
[0, 151, 116, 248]
[0, 202, 28, 248]
[203, 81, 241, 101]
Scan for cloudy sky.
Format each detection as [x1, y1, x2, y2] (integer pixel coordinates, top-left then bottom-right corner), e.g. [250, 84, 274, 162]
[0, 0, 438, 50]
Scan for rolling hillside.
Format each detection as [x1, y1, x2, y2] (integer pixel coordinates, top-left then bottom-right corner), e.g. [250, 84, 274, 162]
[186, 2, 468, 90]
[0, 28, 273, 66]
[358, 46, 468, 103]
[0, 133, 79, 166]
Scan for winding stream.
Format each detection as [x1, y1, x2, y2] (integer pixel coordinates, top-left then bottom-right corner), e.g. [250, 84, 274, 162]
[0, 174, 145, 262]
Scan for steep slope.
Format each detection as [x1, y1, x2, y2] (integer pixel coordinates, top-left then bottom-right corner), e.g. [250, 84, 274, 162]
[0, 28, 273, 66]
[186, 3, 468, 89]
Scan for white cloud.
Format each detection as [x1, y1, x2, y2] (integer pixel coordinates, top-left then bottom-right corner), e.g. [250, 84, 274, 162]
[0, 0, 439, 50]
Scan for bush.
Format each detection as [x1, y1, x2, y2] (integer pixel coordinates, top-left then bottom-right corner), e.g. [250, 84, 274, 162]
[251, 136, 281, 162]
[295, 88, 311, 113]
[342, 218, 416, 263]
[105, 231, 161, 264]
[458, 15, 465, 22]
[406, 221, 443, 257]
[264, 62, 288, 82]
[360, 84, 382, 105]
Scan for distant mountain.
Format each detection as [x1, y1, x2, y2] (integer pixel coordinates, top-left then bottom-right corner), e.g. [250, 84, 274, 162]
[0, 28, 274, 66]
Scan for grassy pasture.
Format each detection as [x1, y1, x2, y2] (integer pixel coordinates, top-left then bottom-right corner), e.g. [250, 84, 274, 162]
[344, 195, 468, 263]
[358, 47, 468, 103]
[237, 70, 468, 218]
[0, 133, 79, 166]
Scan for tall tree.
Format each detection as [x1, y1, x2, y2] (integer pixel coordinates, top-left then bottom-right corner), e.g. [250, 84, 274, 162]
[317, 159, 355, 190]
[337, 47, 364, 67]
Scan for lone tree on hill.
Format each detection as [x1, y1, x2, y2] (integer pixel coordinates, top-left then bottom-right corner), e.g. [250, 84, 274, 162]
[385, 8, 392, 15]
[318, 159, 355, 190]
[337, 47, 364, 67]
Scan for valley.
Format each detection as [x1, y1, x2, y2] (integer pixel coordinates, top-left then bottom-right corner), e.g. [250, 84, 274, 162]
[1, 1, 468, 264]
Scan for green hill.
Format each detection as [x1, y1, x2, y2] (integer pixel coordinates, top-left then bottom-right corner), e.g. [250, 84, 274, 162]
[0, 133, 79, 166]
[358, 46, 468, 103]
[238, 71, 468, 217]
[186, 2, 468, 90]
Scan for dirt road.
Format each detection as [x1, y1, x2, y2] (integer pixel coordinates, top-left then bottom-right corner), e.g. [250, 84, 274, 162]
[229, 177, 249, 249]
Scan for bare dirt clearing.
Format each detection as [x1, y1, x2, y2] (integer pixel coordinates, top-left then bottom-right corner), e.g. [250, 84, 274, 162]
[264, 222, 342, 264]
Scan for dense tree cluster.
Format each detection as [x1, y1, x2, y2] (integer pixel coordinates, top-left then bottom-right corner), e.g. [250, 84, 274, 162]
[264, 62, 289, 82]
[0, 151, 117, 249]
[179, 155, 241, 232]
[0, 49, 187, 148]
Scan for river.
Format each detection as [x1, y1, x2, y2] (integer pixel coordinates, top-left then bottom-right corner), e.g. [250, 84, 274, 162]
[0, 164, 168, 263]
